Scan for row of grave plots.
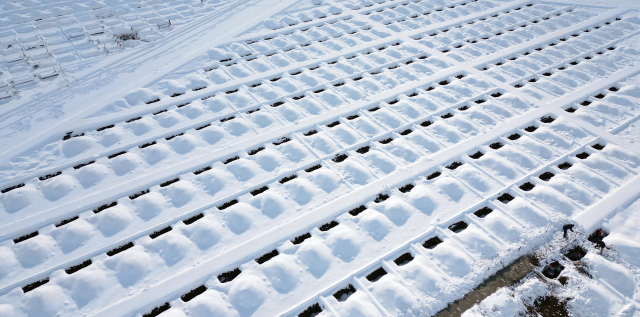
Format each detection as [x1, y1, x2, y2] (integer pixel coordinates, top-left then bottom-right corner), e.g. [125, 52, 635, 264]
[0, 71, 525, 222]
[0, 0, 233, 99]
[33, 127, 640, 317]
[0, 0, 214, 27]
[1, 111, 639, 315]
[0, 44, 460, 186]
[413, 3, 605, 61]
[565, 72, 640, 133]
[200, 0, 532, 83]
[465, 205, 640, 317]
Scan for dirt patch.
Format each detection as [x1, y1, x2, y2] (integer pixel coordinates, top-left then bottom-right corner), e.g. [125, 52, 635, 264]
[527, 296, 570, 317]
[435, 255, 536, 317]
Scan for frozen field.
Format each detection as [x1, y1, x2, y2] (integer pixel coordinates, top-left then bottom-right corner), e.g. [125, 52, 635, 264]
[1, 0, 640, 316]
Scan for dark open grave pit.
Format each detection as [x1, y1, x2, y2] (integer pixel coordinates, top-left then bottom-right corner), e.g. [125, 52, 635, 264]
[519, 182, 535, 191]
[497, 192, 514, 203]
[469, 151, 484, 159]
[394, 252, 414, 266]
[539, 171, 555, 181]
[423, 236, 443, 249]
[565, 246, 587, 261]
[474, 207, 493, 218]
[542, 261, 564, 279]
[448, 221, 468, 233]
[366, 267, 387, 282]
[333, 284, 356, 302]
[374, 193, 389, 203]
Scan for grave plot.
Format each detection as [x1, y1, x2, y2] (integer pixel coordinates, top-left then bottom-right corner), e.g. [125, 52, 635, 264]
[0, 0, 246, 100]
[1, 0, 640, 317]
[462, 193, 640, 317]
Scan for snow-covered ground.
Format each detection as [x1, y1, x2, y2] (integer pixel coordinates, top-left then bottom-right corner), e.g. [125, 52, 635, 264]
[1, 0, 640, 316]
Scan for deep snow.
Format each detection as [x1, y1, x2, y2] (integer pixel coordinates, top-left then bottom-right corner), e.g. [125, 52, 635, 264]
[2, 0, 640, 316]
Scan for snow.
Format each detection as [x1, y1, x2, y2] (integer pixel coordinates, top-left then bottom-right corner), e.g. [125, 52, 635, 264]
[1, 0, 640, 316]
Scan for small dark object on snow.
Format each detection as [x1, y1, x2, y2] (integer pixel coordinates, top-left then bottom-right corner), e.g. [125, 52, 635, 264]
[398, 183, 414, 193]
[565, 246, 586, 261]
[292, 233, 311, 245]
[542, 261, 564, 279]
[558, 162, 572, 170]
[333, 153, 348, 163]
[349, 205, 367, 216]
[563, 224, 574, 238]
[469, 151, 483, 159]
[374, 193, 389, 203]
[218, 268, 241, 283]
[539, 171, 555, 181]
[256, 249, 279, 264]
[181, 285, 207, 302]
[497, 193, 514, 203]
[299, 303, 322, 317]
[508, 133, 521, 140]
[474, 207, 493, 218]
[576, 152, 590, 159]
[319, 221, 339, 231]
[519, 182, 535, 191]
